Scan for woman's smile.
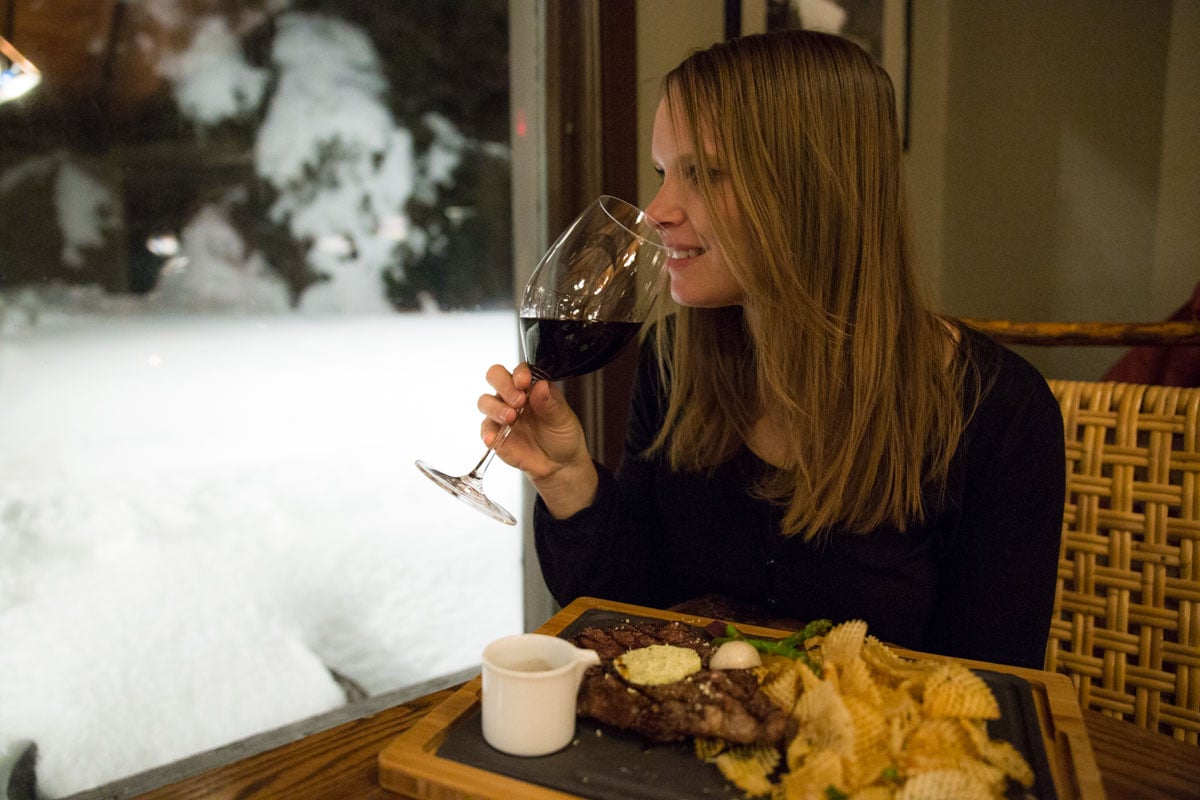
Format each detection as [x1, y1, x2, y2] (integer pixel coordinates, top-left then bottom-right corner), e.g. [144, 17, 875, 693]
[666, 244, 708, 275]
[667, 245, 707, 261]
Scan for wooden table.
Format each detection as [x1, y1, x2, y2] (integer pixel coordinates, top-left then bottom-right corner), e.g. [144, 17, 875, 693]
[77, 596, 1198, 800]
[1075, 709, 1198, 800]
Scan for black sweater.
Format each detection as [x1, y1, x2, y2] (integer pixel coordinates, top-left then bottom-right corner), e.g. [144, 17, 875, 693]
[534, 326, 1065, 669]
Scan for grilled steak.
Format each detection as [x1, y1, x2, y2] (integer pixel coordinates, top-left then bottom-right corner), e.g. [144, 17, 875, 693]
[572, 620, 717, 661]
[570, 621, 793, 746]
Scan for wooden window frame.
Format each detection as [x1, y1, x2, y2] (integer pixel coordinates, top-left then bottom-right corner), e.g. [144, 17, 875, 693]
[511, 0, 641, 628]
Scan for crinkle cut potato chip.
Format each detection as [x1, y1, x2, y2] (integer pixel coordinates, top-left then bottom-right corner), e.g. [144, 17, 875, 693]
[756, 655, 806, 712]
[842, 694, 890, 787]
[686, 619, 1034, 800]
[712, 744, 779, 797]
[694, 736, 727, 761]
[848, 787, 898, 800]
[790, 680, 855, 760]
[821, 618, 868, 667]
[923, 662, 1001, 719]
[901, 717, 975, 772]
[980, 737, 1036, 788]
[779, 748, 842, 799]
[893, 768, 995, 800]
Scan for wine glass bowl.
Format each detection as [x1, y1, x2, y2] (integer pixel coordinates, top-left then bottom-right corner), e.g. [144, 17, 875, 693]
[416, 196, 666, 525]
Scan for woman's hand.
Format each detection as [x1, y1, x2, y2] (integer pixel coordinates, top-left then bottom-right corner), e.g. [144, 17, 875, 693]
[479, 363, 599, 517]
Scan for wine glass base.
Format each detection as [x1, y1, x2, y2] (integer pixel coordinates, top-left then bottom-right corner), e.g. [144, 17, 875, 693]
[415, 460, 517, 526]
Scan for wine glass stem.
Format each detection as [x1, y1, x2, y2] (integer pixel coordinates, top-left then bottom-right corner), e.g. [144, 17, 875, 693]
[466, 405, 526, 481]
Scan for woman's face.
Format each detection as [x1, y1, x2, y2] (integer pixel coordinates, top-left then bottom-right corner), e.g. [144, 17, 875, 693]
[645, 97, 746, 309]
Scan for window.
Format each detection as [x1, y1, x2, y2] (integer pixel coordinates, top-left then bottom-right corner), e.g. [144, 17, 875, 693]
[0, 1, 521, 795]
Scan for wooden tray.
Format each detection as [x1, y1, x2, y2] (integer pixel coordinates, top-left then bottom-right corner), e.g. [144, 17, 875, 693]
[378, 596, 1105, 799]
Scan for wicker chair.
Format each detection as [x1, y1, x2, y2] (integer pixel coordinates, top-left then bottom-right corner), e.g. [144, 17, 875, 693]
[1044, 379, 1200, 744]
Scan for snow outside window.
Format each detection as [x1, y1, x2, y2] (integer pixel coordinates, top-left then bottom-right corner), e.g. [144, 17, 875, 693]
[0, 2, 522, 796]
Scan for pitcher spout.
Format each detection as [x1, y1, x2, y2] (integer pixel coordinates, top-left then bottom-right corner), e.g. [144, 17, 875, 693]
[571, 646, 600, 682]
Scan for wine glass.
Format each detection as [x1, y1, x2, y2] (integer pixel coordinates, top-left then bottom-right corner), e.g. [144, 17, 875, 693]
[415, 195, 667, 525]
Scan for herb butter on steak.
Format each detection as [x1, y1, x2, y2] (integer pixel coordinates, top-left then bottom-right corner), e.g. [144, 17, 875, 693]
[569, 620, 793, 746]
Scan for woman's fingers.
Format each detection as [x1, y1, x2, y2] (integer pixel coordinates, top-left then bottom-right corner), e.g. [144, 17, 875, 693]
[484, 364, 524, 404]
[526, 377, 554, 413]
[476, 363, 585, 473]
[478, 392, 518, 426]
[480, 363, 526, 426]
[478, 363, 538, 463]
[511, 362, 535, 390]
[527, 380, 579, 436]
[485, 362, 540, 409]
[480, 417, 505, 449]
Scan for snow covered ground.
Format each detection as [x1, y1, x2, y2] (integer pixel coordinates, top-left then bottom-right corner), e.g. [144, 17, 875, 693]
[0, 4, 523, 793]
[0, 305, 524, 797]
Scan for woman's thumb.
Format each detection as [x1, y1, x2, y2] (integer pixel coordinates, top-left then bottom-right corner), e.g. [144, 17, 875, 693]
[527, 379, 559, 417]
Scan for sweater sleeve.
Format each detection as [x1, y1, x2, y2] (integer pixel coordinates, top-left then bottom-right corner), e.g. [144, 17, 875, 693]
[923, 356, 1066, 668]
[533, 335, 670, 608]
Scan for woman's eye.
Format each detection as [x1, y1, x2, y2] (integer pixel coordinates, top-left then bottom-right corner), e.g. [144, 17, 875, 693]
[685, 165, 722, 184]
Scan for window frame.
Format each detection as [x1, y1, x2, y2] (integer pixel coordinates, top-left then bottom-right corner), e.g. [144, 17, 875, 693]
[509, 0, 642, 630]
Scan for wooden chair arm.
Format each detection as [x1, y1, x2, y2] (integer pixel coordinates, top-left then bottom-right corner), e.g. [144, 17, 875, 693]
[959, 319, 1200, 346]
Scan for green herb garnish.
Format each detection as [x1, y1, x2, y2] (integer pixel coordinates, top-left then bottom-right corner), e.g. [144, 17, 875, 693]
[713, 618, 832, 674]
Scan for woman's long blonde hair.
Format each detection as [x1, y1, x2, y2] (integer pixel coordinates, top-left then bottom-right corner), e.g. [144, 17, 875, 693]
[649, 29, 973, 539]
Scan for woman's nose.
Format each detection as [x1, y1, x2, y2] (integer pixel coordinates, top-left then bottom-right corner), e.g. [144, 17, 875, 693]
[644, 183, 683, 228]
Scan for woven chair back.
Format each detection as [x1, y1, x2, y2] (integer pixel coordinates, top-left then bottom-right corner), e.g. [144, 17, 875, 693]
[1045, 380, 1200, 744]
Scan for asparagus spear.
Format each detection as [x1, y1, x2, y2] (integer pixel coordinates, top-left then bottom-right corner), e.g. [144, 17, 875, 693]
[713, 618, 832, 670]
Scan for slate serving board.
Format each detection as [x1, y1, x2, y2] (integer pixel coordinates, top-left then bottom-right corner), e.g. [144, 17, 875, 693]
[378, 596, 1105, 800]
[434, 608, 1054, 800]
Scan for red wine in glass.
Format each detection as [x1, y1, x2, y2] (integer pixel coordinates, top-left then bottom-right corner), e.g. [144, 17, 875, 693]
[519, 318, 643, 381]
[415, 195, 666, 525]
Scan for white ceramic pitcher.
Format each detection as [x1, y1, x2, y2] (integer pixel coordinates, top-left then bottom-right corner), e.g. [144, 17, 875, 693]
[480, 633, 601, 757]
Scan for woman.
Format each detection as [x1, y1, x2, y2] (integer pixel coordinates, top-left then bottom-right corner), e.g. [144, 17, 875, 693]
[480, 29, 1065, 669]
